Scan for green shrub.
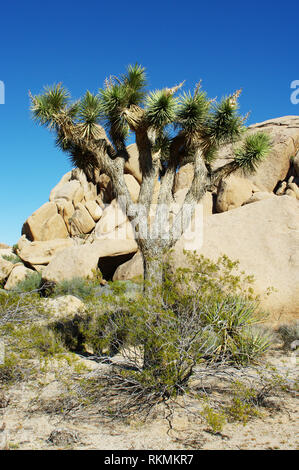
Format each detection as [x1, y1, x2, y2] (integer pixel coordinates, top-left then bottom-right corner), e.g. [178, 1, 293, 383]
[50, 313, 90, 352]
[80, 253, 271, 418]
[52, 277, 92, 299]
[201, 404, 226, 434]
[0, 290, 44, 325]
[12, 244, 19, 254]
[0, 290, 54, 384]
[2, 254, 22, 264]
[0, 353, 24, 384]
[12, 272, 42, 293]
[224, 380, 262, 425]
[51, 276, 102, 302]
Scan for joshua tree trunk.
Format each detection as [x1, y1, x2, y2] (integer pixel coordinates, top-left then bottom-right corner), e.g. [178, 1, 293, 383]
[142, 254, 163, 295]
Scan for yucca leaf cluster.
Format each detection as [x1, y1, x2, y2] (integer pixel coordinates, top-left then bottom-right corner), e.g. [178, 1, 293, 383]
[30, 64, 271, 174]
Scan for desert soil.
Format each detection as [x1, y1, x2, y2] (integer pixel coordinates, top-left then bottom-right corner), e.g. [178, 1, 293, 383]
[0, 348, 298, 451]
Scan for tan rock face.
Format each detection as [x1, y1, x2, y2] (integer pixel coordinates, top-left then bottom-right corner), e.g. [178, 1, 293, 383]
[55, 199, 75, 232]
[0, 243, 10, 249]
[124, 143, 142, 184]
[0, 258, 14, 282]
[249, 117, 299, 191]
[113, 251, 143, 281]
[95, 199, 127, 237]
[51, 180, 84, 205]
[50, 169, 98, 207]
[17, 238, 74, 266]
[22, 203, 69, 241]
[173, 196, 299, 323]
[49, 172, 72, 201]
[173, 163, 194, 193]
[4, 265, 34, 290]
[173, 188, 213, 218]
[42, 295, 86, 319]
[0, 247, 13, 258]
[287, 182, 299, 200]
[42, 239, 138, 283]
[84, 200, 103, 222]
[70, 169, 98, 202]
[216, 174, 255, 212]
[17, 235, 31, 251]
[124, 174, 140, 203]
[84, 182, 98, 202]
[243, 192, 277, 205]
[32, 265, 46, 274]
[152, 178, 161, 205]
[69, 203, 96, 236]
[275, 176, 299, 200]
[214, 116, 299, 192]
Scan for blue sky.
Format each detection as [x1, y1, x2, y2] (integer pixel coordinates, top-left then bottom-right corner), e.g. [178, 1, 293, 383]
[0, 0, 298, 245]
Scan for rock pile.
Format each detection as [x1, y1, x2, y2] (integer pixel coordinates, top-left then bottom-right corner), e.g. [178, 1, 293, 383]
[1, 116, 299, 322]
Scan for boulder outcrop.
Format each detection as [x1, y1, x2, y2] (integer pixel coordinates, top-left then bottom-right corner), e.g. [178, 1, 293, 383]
[113, 251, 143, 281]
[173, 196, 299, 323]
[4, 265, 35, 290]
[11, 116, 299, 325]
[17, 237, 75, 266]
[214, 116, 299, 194]
[42, 239, 138, 284]
[216, 174, 256, 212]
[22, 202, 69, 241]
[0, 258, 14, 282]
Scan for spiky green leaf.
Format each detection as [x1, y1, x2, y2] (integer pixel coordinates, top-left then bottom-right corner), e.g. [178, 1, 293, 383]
[234, 132, 271, 174]
[206, 95, 245, 146]
[30, 83, 70, 128]
[175, 91, 210, 135]
[76, 91, 103, 139]
[146, 90, 178, 129]
[121, 63, 147, 106]
[98, 83, 129, 147]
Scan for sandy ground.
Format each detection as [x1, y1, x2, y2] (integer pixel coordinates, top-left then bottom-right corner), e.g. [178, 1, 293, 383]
[0, 348, 298, 451]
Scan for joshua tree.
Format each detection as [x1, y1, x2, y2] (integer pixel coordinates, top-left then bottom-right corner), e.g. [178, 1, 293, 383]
[30, 65, 271, 292]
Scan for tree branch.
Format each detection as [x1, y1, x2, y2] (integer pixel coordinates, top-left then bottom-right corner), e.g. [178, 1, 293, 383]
[167, 150, 209, 248]
[209, 160, 239, 190]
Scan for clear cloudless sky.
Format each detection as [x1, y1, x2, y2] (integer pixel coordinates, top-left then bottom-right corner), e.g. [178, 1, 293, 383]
[0, 0, 298, 245]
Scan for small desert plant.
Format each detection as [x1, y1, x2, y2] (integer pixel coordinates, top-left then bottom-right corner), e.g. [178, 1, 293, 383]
[12, 244, 19, 254]
[12, 272, 42, 293]
[225, 325, 273, 365]
[0, 354, 24, 384]
[0, 289, 62, 384]
[51, 273, 103, 302]
[201, 403, 226, 434]
[0, 290, 44, 326]
[224, 380, 262, 425]
[51, 277, 94, 300]
[2, 254, 22, 264]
